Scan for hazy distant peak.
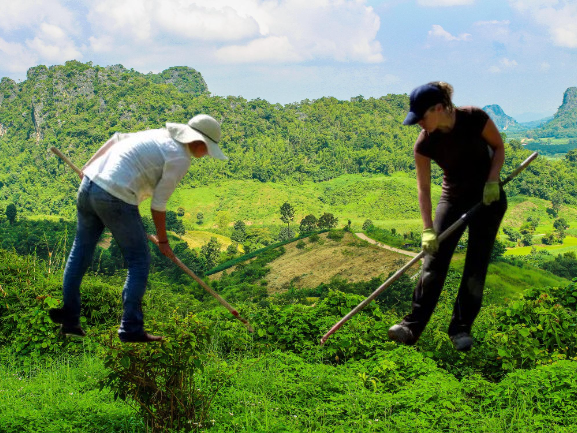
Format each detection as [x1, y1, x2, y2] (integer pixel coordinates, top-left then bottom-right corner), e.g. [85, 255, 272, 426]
[482, 104, 523, 131]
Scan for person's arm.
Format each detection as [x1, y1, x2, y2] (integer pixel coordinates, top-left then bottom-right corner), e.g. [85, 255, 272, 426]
[150, 209, 174, 258]
[482, 118, 505, 182]
[415, 150, 433, 229]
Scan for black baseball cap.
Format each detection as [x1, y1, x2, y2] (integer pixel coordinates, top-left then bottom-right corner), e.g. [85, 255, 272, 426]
[403, 84, 444, 125]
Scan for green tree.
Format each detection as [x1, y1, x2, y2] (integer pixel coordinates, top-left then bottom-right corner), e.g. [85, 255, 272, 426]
[201, 237, 222, 270]
[521, 233, 533, 247]
[362, 219, 373, 231]
[196, 212, 204, 225]
[490, 239, 506, 262]
[299, 214, 317, 234]
[280, 202, 295, 233]
[166, 210, 185, 236]
[231, 220, 247, 243]
[503, 226, 521, 243]
[5, 203, 16, 225]
[277, 227, 295, 241]
[553, 218, 569, 231]
[318, 212, 338, 230]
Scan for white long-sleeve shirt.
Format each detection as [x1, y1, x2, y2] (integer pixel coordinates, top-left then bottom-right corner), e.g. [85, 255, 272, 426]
[83, 129, 192, 211]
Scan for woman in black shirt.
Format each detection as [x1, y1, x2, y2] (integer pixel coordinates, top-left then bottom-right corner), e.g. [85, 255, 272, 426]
[388, 82, 507, 351]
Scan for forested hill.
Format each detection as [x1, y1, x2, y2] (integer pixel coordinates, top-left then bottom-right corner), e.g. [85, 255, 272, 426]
[483, 104, 525, 133]
[0, 61, 417, 216]
[535, 87, 577, 138]
[1, 60, 577, 218]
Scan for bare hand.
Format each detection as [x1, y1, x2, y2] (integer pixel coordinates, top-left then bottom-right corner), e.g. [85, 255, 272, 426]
[149, 235, 174, 259]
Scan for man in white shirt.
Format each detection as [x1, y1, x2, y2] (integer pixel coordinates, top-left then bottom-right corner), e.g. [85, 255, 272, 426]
[49, 114, 227, 342]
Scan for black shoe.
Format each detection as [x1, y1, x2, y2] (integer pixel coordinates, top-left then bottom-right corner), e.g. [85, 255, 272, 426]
[119, 332, 164, 343]
[49, 308, 86, 337]
[450, 332, 473, 351]
[48, 308, 69, 324]
[388, 324, 416, 345]
[60, 324, 86, 337]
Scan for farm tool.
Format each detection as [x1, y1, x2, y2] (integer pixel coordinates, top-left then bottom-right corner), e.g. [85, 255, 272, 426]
[320, 151, 539, 345]
[50, 146, 254, 333]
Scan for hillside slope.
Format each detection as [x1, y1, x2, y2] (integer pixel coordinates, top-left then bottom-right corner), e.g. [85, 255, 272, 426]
[535, 87, 577, 138]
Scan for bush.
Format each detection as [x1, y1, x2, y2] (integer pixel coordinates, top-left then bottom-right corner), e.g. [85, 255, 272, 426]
[309, 233, 320, 243]
[296, 240, 306, 249]
[362, 219, 373, 231]
[100, 313, 229, 432]
[327, 230, 344, 241]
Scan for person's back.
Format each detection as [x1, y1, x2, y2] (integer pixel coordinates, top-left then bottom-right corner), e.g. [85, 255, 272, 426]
[84, 128, 193, 210]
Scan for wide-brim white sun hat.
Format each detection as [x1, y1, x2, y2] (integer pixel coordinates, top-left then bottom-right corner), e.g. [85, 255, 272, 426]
[166, 114, 228, 160]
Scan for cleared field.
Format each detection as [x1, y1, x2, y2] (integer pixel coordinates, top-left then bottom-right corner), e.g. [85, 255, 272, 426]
[263, 231, 421, 292]
[180, 230, 234, 251]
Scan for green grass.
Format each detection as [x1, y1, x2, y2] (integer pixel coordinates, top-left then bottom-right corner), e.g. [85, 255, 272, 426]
[208, 351, 577, 433]
[505, 235, 577, 257]
[162, 172, 440, 234]
[450, 259, 569, 301]
[0, 352, 143, 433]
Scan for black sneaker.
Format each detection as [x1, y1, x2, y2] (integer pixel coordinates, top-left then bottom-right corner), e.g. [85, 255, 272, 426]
[118, 332, 164, 343]
[60, 324, 86, 337]
[388, 323, 416, 345]
[48, 308, 86, 338]
[450, 332, 473, 351]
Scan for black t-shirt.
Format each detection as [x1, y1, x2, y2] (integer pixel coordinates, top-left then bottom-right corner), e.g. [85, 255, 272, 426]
[414, 106, 492, 202]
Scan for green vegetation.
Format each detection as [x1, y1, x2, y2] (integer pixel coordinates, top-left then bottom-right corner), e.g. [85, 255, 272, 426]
[2, 61, 577, 431]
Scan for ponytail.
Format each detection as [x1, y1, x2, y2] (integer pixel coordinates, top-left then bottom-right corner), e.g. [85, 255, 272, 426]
[428, 81, 454, 112]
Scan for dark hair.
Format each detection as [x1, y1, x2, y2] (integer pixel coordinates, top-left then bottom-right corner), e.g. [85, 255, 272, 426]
[428, 81, 454, 112]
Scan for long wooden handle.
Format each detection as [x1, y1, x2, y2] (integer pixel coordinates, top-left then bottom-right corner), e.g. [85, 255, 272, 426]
[50, 146, 254, 333]
[147, 235, 254, 332]
[320, 151, 539, 345]
[51, 147, 82, 176]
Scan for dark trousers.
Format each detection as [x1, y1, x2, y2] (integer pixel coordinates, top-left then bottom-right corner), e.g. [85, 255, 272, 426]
[402, 191, 507, 340]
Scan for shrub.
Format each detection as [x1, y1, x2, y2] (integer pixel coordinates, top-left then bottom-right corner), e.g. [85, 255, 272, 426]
[327, 230, 344, 241]
[362, 219, 373, 231]
[100, 313, 228, 432]
[308, 233, 320, 243]
[296, 240, 306, 249]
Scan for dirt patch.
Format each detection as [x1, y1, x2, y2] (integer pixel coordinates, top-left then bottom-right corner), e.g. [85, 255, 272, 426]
[264, 232, 420, 293]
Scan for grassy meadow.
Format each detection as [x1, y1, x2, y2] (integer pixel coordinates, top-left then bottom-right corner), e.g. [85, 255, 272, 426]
[165, 172, 437, 235]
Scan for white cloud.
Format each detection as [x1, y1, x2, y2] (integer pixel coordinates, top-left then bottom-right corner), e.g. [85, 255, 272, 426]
[0, 37, 37, 73]
[540, 61, 550, 71]
[428, 25, 472, 41]
[489, 57, 518, 73]
[0, 0, 76, 33]
[89, 36, 114, 53]
[86, 0, 384, 64]
[215, 36, 303, 63]
[418, 0, 474, 6]
[26, 23, 82, 62]
[509, 0, 577, 48]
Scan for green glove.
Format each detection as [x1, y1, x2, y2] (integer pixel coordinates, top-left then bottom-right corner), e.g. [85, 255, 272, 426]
[483, 181, 500, 205]
[422, 228, 439, 254]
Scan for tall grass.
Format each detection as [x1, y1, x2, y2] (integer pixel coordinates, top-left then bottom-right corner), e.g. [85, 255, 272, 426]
[0, 351, 143, 433]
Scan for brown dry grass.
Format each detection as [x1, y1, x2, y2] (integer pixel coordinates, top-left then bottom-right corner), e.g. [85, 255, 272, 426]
[264, 232, 420, 293]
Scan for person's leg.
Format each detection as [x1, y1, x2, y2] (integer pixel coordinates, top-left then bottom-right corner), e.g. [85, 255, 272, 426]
[448, 191, 507, 338]
[396, 200, 466, 342]
[61, 178, 105, 326]
[89, 184, 151, 336]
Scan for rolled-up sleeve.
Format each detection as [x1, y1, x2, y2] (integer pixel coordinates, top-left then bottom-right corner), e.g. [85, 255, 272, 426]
[150, 157, 191, 211]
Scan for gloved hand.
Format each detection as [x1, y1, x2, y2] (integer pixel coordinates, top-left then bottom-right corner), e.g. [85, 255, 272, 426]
[483, 181, 500, 205]
[422, 228, 439, 254]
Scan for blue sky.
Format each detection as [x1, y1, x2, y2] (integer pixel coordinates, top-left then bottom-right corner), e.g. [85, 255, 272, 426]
[0, 0, 576, 121]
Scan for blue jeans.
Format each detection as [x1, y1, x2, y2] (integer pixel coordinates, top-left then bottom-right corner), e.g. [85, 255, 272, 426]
[62, 177, 151, 335]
